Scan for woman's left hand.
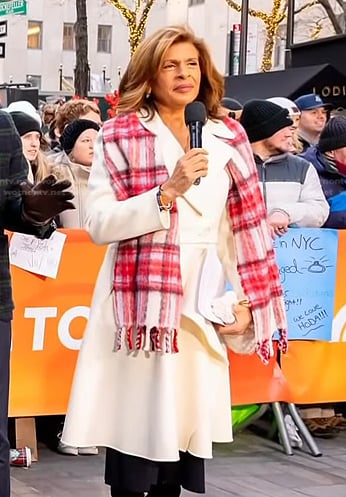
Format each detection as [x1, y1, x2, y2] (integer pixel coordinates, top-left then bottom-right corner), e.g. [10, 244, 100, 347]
[213, 303, 253, 336]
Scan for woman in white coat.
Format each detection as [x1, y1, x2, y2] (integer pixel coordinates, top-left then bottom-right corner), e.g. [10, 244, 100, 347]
[62, 25, 287, 497]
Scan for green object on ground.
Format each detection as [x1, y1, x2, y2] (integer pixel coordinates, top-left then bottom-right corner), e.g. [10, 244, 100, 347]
[232, 404, 261, 428]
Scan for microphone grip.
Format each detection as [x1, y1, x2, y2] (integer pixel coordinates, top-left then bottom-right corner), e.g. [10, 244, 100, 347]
[188, 122, 203, 186]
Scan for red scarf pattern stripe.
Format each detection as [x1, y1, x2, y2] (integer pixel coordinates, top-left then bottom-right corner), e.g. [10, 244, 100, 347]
[102, 113, 287, 363]
[103, 114, 182, 353]
[223, 119, 287, 359]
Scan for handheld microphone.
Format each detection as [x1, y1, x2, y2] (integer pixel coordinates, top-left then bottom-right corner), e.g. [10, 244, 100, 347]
[184, 101, 207, 185]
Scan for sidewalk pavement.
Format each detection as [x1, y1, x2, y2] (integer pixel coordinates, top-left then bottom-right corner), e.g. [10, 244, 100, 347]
[11, 429, 346, 497]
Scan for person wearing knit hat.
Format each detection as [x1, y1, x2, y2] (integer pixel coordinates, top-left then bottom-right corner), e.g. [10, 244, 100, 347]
[52, 117, 101, 457]
[318, 116, 346, 154]
[60, 119, 100, 156]
[301, 116, 346, 228]
[10, 111, 42, 139]
[267, 97, 302, 153]
[8, 111, 51, 184]
[240, 99, 329, 238]
[240, 99, 293, 144]
[5, 100, 42, 127]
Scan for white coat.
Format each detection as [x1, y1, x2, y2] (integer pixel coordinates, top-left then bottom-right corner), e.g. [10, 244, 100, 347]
[62, 113, 247, 461]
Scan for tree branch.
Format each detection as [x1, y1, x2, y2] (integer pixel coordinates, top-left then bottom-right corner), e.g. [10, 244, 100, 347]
[107, 0, 134, 23]
[138, 0, 156, 33]
[224, 0, 270, 22]
[317, 0, 343, 33]
[294, 1, 318, 15]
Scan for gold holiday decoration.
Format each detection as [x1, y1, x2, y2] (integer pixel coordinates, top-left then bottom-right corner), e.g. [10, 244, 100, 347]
[107, 0, 156, 54]
[225, 0, 320, 72]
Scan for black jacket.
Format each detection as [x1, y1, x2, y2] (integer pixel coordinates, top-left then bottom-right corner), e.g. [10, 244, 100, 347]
[0, 111, 54, 320]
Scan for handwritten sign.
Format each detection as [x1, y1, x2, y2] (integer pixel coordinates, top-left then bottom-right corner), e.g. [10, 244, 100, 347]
[9, 231, 67, 279]
[273, 228, 338, 340]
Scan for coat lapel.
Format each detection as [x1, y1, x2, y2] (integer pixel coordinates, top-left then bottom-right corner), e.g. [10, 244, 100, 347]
[138, 113, 236, 215]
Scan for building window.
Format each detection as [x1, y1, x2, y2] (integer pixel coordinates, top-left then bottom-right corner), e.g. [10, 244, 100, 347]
[26, 74, 42, 89]
[27, 21, 43, 49]
[97, 25, 112, 53]
[188, 0, 204, 5]
[62, 76, 74, 92]
[63, 23, 75, 51]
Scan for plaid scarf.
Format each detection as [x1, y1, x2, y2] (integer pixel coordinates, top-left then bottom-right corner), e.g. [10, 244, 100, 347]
[102, 113, 287, 363]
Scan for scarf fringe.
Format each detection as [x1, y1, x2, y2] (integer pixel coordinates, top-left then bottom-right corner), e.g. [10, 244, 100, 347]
[256, 339, 271, 365]
[256, 328, 288, 365]
[278, 328, 288, 353]
[113, 326, 179, 353]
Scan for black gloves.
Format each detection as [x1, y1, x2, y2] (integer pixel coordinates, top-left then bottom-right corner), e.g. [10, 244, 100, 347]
[20, 174, 75, 224]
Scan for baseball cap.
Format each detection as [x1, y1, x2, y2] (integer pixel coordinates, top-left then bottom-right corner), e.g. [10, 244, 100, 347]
[267, 97, 301, 116]
[294, 93, 332, 111]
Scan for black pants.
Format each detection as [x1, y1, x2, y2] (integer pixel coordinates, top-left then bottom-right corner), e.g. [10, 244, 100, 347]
[106, 448, 204, 495]
[110, 483, 181, 497]
[0, 320, 11, 497]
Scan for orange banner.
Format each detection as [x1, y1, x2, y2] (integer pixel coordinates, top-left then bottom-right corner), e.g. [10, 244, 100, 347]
[9, 230, 106, 417]
[281, 229, 346, 404]
[8, 229, 346, 417]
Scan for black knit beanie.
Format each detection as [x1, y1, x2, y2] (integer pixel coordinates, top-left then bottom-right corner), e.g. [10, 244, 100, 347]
[10, 111, 42, 137]
[60, 119, 100, 154]
[318, 116, 346, 153]
[240, 99, 293, 143]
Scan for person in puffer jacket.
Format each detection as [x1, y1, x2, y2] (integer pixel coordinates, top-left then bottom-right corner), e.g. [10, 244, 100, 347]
[301, 116, 346, 229]
[240, 99, 329, 237]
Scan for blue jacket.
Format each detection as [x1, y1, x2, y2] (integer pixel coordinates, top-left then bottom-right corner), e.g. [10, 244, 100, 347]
[302, 146, 346, 229]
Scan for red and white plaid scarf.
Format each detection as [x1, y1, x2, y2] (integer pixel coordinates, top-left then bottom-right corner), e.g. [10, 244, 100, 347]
[102, 113, 287, 363]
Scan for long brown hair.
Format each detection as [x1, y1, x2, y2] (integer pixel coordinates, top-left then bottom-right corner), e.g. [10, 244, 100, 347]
[30, 150, 52, 182]
[117, 25, 225, 120]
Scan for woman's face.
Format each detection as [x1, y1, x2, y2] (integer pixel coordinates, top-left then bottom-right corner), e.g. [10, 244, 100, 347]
[151, 41, 201, 111]
[21, 131, 41, 162]
[70, 128, 98, 166]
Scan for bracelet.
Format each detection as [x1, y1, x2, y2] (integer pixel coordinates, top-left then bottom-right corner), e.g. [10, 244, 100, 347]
[238, 299, 251, 308]
[157, 185, 173, 212]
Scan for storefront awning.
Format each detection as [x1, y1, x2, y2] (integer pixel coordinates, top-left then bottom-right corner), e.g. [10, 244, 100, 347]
[225, 64, 346, 107]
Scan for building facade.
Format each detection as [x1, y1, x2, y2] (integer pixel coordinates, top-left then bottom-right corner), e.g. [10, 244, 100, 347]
[0, 0, 342, 93]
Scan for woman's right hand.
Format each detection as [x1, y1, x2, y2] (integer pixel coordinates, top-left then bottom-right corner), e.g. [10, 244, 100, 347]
[160, 148, 209, 202]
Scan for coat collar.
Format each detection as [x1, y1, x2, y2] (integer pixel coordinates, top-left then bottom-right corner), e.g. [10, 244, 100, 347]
[137, 110, 236, 140]
[137, 111, 235, 216]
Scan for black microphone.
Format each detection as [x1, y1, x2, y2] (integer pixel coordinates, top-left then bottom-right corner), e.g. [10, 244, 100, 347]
[184, 101, 207, 185]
